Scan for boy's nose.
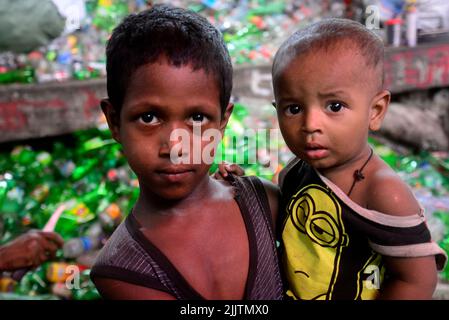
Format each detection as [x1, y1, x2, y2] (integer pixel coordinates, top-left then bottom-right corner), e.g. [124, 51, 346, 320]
[159, 140, 183, 157]
[159, 122, 189, 158]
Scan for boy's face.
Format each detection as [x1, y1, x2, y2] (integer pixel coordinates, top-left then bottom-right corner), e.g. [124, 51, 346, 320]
[273, 46, 389, 172]
[103, 58, 232, 200]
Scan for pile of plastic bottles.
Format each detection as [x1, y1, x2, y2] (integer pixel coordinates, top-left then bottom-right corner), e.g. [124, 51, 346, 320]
[0, 124, 137, 299]
[0, 0, 342, 85]
[188, 0, 328, 65]
[0, 0, 130, 85]
[0, 262, 99, 300]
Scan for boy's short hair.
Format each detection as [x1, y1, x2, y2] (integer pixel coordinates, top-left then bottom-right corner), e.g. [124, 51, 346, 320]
[273, 18, 385, 91]
[106, 4, 233, 116]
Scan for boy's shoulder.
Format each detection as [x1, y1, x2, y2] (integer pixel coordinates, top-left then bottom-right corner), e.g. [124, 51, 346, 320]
[366, 157, 421, 217]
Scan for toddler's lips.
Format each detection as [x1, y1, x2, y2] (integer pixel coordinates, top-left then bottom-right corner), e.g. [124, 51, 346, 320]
[304, 148, 329, 160]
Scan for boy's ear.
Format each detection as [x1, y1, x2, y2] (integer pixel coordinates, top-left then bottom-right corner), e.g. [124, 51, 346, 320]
[100, 98, 121, 143]
[220, 103, 234, 132]
[369, 90, 390, 131]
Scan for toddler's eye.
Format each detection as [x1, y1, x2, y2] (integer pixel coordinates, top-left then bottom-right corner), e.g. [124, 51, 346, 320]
[327, 102, 344, 113]
[285, 104, 302, 116]
[189, 113, 209, 125]
[139, 113, 159, 124]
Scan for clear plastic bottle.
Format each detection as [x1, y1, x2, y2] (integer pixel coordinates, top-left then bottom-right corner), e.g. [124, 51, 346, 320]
[62, 223, 103, 258]
[405, 0, 418, 47]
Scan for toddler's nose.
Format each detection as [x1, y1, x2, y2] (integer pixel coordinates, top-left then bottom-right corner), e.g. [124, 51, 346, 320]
[302, 108, 322, 134]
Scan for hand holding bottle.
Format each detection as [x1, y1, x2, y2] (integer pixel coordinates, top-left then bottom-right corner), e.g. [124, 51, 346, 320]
[6, 203, 65, 279]
[0, 231, 63, 271]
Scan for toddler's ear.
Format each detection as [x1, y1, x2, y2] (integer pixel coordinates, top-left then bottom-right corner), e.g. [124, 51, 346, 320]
[369, 90, 390, 131]
[101, 98, 121, 143]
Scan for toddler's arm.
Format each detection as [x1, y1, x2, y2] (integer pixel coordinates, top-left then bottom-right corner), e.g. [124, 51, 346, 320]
[213, 162, 245, 179]
[379, 256, 437, 299]
[368, 170, 438, 300]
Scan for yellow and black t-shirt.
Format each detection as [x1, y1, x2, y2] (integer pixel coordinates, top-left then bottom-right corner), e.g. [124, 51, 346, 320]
[278, 158, 447, 300]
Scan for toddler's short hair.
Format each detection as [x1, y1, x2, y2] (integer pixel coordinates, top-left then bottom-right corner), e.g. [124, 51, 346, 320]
[273, 18, 384, 90]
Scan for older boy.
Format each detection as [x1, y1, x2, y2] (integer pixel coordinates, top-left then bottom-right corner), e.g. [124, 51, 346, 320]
[90, 5, 283, 300]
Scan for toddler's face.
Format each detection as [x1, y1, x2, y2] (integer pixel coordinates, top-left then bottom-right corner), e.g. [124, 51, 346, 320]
[273, 47, 381, 172]
[111, 57, 230, 200]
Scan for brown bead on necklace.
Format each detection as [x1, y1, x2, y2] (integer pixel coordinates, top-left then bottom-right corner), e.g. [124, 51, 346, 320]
[347, 147, 374, 197]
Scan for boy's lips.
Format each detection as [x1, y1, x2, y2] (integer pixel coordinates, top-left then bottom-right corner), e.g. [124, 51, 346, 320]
[304, 143, 329, 160]
[156, 166, 195, 183]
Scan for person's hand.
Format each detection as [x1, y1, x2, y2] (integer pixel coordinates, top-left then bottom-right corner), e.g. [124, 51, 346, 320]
[0, 231, 64, 271]
[213, 162, 245, 180]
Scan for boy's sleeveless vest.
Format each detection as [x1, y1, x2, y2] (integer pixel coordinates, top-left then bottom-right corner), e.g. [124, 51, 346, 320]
[279, 158, 447, 300]
[91, 175, 284, 300]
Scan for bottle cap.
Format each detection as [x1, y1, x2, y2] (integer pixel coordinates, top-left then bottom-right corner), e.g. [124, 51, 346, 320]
[386, 18, 402, 26]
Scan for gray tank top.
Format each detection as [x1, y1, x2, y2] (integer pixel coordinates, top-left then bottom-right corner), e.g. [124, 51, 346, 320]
[91, 175, 284, 300]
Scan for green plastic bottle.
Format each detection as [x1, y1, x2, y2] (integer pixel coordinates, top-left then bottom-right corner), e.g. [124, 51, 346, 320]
[16, 264, 50, 296]
[71, 158, 100, 182]
[0, 67, 35, 84]
[92, 0, 129, 33]
[54, 199, 96, 240]
[71, 270, 101, 300]
[10, 146, 36, 166]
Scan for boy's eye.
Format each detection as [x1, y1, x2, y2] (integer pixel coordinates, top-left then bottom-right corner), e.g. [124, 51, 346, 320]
[327, 102, 344, 113]
[285, 104, 302, 116]
[188, 113, 209, 125]
[139, 113, 159, 124]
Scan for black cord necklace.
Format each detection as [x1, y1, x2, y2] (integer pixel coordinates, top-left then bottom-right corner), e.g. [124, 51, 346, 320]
[347, 147, 374, 197]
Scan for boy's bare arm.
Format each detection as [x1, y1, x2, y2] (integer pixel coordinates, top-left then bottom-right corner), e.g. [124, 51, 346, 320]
[368, 170, 438, 299]
[93, 277, 176, 300]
